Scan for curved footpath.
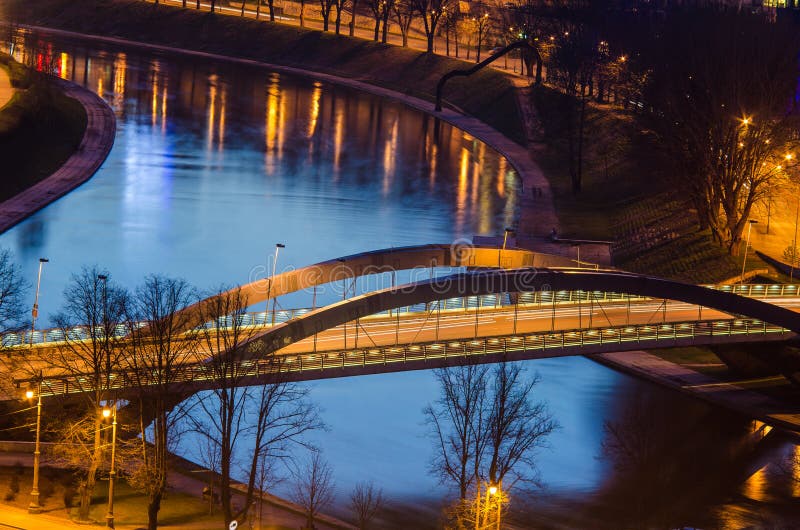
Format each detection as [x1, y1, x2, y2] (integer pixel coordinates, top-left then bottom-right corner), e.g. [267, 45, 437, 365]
[0, 75, 116, 234]
[15, 24, 560, 238]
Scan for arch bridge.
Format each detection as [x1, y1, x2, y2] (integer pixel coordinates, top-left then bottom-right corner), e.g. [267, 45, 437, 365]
[7, 245, 800, 400]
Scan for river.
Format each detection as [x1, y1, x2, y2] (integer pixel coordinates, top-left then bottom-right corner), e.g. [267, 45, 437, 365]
[2, 28, 799, 529]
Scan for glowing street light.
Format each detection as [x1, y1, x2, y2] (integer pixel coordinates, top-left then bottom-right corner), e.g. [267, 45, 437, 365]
[26, 374, 43, 514]
[103, 403, 118, 528]
[267, 243, 285, 325]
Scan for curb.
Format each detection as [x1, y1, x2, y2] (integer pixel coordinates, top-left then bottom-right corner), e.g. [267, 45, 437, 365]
[0, 75, 116, 234]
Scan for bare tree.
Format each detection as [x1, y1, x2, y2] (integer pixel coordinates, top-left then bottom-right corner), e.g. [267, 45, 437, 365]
[320, 0, 336, 31]
[484, 364, 557, 489]
[471, 12, 491, 63]
[424, 363, 488, 502]
[0, 249, 25, 333]
[333, 0, 346, 34]
[426, 362, 556, 527]
[48, 267, 128, 521]
[350, 481, 385, 529]
[186, 285, 323, 526]
[548, 20, 602, 194]
[122, 275, 199, 530]
[413, 0, 452, 53]
[392, 0, 415, 47]
[643, 11, 800, 253]
[190, 286, 255, 526]
[348, 0, 359, 36]
[242, 371, 324, 522]
[292, 451, 335, 529]
[366, 0, 389, 41]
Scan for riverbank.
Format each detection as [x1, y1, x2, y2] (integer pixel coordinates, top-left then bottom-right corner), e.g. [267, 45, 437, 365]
[594, 351, 800, 437]
[0, 75, 115, 233]
[0, 54, 91, 210]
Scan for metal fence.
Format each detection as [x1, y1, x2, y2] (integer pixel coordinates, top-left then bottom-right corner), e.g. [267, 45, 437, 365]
[5, 284, 800, 349]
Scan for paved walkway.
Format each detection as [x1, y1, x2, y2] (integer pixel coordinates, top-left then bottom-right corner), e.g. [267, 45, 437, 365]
[594, 351, 800, 435]
[0, 77, 115, 234]
[0, 66, 13, 109]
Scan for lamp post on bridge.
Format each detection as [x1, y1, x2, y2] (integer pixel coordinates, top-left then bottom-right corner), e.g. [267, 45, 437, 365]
[740, 219, 758, 284]
[267, 243, 285, 325]
[499, 227, 514, 268]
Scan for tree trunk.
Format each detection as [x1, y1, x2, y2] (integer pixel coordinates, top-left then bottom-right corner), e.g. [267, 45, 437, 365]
[535, 58, 543, 85]
[381, 10, 389, 43]
[373, 17, 380, 40]
[427, 33, 434, 53]
[574, 97, 586, 194]
[77, 417, 103, 521]
[349, 0, 357, 36]
[147, 493, 162, 530]
[300, 0, 306, 27]
[335, 4, 342, 34]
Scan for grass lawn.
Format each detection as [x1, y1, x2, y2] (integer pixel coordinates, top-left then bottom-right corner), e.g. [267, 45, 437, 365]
[0, 53, 87, 202]
[0, 463, 247, 529]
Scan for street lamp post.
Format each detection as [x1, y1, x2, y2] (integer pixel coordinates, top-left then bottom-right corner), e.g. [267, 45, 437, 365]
[740, 219, 758, 284]
[27, 257, 47, 515]
[30, 258, 49, 348]
[26, 373, 43, 514]
[572, 243, 581, 268]
[103, 404, 117, 528]
[267, 244, 285, 325]
[499, 227, 513, 268]
[793, 193, 800, 283]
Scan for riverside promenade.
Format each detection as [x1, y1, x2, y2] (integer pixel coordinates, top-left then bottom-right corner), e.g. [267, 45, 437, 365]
[595, 351, 800, 436]
[0, 76, 116, 233]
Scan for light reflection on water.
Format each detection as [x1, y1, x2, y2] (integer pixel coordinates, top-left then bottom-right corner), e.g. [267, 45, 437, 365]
[3, 29, 800, 528]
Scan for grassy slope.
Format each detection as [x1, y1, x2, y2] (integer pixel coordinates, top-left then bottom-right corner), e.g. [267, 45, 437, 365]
[2, 0, 525, 145]
[0, 54, 87, 201]
[532, 85, 770, 284]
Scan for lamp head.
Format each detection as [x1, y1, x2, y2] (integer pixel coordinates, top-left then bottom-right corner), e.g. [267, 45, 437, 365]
[489, 486, 498, 495]
[25, 390, 34, 400]
[102, 407, 112, 419]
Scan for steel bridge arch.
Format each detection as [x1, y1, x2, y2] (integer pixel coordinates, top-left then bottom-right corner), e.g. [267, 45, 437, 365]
[175, 244, 574, 330]
[242, 268, 800, 359]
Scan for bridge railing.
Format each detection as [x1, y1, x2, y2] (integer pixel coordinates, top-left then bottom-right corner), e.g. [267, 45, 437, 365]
[27, 317, 792, 397]
[5, 284, 799, 348]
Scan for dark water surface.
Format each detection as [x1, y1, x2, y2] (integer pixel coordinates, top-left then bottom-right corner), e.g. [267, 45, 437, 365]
[2, 29, 799, 529]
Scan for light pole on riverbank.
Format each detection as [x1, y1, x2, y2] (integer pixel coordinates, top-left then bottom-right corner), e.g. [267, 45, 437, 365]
[27, 257, 47, 514]
[103, 403, 117, 528]
[25, 373, 43, 514]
